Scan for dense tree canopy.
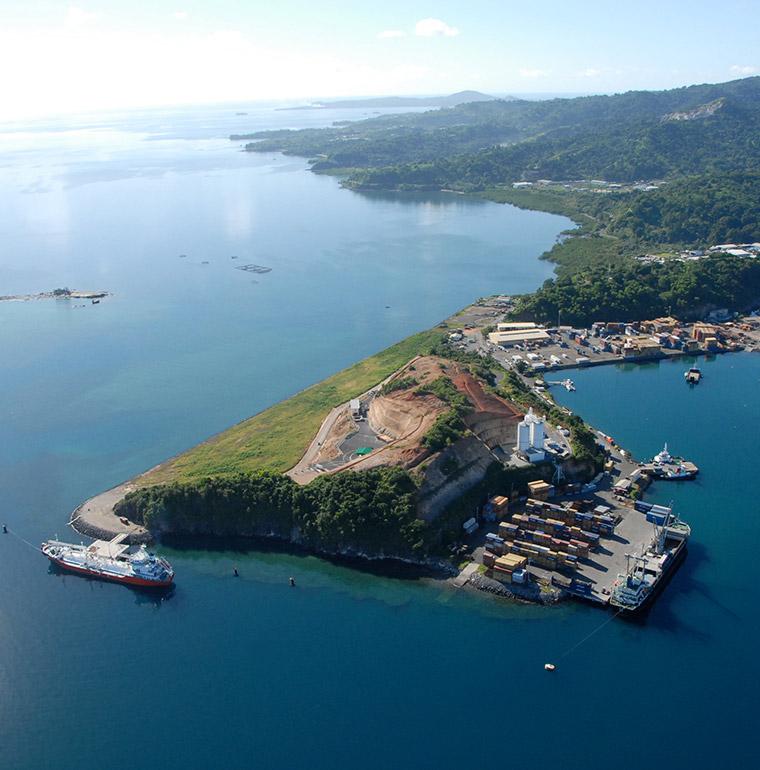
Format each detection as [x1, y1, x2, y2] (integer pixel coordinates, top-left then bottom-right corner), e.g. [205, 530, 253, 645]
[609, 172, 760, 245]
[237, 77, 760, 187]
[116, 468, 427, 558]
[512, 255, 760, 326]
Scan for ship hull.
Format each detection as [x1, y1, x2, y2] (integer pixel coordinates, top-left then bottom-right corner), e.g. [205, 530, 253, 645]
[611, 540, 687, 616]
[46, 554, 174, 588]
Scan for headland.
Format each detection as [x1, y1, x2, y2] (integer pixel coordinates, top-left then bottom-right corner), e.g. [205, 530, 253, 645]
[70, 289, 739, 610]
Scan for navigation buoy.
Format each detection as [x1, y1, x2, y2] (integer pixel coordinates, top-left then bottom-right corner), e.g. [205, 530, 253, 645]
[289, 576, 296, 587]
[233, 567, 239, 577]
[544, 663, 556, 672]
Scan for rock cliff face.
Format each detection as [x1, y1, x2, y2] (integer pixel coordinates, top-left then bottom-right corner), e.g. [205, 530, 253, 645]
[415, 391, 520, 521]
[663, 97, 725, 122]
[416, 436, 496, 521]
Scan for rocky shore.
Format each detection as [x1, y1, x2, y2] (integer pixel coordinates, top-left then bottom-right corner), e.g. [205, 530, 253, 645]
[468, 571, 563, 604]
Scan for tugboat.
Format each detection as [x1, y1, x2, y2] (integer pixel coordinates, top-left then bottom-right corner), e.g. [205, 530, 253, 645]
[684, 366, 702, 384]
[609, 507, 689, 614]
[644, 442, 699, 480]
[41, 533, 174, 587]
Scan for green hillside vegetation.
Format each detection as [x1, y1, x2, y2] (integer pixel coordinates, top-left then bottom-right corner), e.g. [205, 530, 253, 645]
[380, 376, 418, 395]
[235, 77, 760, 183]
[416, 376, 473, 452]
[487, 172, 760, 268]
[347, 99, 760, 190]
[141, 329, 443, 485]
[117, 467, 428, 558]
[513, 255, 760, 326]
[608, 172, 760, 245]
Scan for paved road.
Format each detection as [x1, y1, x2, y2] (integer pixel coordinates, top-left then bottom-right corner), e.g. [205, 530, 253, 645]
[286, 404, 346, 484]
[70, 482, 149, 542]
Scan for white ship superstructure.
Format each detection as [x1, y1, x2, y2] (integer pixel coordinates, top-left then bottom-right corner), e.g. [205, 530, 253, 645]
[42, 533, 174, 587]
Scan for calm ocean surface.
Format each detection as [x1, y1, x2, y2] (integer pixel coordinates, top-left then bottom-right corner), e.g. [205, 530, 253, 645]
[0, 105, 755, 768]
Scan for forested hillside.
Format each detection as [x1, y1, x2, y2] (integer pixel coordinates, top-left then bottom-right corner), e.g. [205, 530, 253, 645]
[235, 77, 760, 183]
[512, 255, 760, 325]
[608, 172, 760, 245]
[347, 98, 760, 188]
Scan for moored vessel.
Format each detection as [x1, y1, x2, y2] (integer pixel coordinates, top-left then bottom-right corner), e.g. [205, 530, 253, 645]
[609, 507, 689, 613]
[643, 442, 699, 480]
[41, 533, 174, 587]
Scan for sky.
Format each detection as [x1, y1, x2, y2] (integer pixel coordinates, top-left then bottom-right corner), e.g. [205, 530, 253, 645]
[1, 0, 759, 119]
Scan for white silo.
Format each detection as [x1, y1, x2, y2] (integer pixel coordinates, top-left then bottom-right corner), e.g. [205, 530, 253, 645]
[528, 409, 545, 448]
[516, 408, 545, 453]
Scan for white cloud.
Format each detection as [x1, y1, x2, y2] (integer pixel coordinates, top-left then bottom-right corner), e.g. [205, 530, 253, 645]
[377, 29, 406, 39]
[210, 29, 243, 46]
[173, 11, 189, 21]
[581, 67, 602, 77]
[730, 64, 758, 75]
[64, 6, 98, 28]
[519, 67, 548, 79]
[415, 18, 459, 37]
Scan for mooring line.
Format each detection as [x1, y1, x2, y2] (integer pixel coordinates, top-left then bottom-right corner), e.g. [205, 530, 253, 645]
[3, 526, 43, 553]
[558, 607, 624, 660]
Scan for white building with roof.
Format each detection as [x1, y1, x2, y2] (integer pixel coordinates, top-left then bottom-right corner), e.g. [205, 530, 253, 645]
[488, 328, 550, 347]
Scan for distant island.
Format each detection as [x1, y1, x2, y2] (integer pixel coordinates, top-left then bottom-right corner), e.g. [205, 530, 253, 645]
[0, 287, 108, 302]
[277, 90, 496, 111]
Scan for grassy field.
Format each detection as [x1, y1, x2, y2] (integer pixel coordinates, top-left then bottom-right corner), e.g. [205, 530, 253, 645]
[140, 328, 444, 486]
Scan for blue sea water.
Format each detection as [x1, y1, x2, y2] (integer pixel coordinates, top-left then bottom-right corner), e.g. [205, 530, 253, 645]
[0, 105, 755, 768]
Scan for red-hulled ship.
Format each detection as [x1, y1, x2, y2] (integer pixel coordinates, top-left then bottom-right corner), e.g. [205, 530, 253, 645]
[42, 533, 174, 587]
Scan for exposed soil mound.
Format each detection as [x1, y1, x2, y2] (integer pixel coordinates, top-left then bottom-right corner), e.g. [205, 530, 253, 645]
[289, 355, 525, 500]
[451, 372, 523, 418]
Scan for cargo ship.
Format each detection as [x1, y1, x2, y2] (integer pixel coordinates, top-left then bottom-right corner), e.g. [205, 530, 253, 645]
[41, 533, 174, 587]
[609, 506, 689, 614]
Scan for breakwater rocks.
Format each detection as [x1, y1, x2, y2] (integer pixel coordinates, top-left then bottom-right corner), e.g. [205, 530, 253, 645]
[70, 510, 152, 545]
[469, 572, 563, 604]
[304, 542, 457, 575]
